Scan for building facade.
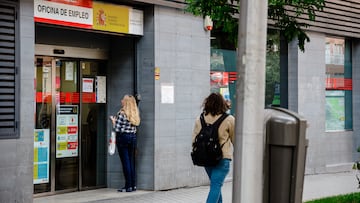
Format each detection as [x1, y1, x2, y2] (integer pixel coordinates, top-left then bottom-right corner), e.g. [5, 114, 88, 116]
[283, 0, 360, 174]
[0, 0, 360, 202]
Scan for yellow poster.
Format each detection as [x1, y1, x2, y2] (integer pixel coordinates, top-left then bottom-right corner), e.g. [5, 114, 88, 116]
[93, 1, 129, 34]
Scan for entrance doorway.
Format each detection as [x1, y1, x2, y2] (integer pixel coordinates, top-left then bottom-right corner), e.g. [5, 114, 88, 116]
[34, 56, 107, 194]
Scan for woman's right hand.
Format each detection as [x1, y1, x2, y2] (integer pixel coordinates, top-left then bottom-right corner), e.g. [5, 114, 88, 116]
[109, 116, 116, 123]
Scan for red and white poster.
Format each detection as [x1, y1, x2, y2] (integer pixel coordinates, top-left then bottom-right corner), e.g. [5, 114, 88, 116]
[34, 0, 93, 29]
[82, 78, 94, 93]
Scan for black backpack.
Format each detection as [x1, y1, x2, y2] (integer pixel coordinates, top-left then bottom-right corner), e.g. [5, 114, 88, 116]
[191, 113, 229, 167]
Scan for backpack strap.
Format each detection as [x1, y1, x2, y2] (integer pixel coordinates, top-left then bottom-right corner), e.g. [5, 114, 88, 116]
[200, 113, 229, 128]
[213, 113, 229, 128]
[214, 114, 230, 148]
[200, 113, 230, 148]
[199, 113, 206, 128]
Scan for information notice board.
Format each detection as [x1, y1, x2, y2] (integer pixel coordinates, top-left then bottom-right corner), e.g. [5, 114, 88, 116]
[56, 105, 79, 158]
[34, 129, 50, 184]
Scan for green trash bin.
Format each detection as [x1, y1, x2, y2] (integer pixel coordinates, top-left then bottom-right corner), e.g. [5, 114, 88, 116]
[263, 107, 308, 203]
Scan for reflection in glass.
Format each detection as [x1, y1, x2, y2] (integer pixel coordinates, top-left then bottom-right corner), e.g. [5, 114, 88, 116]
[325, 38, 352, 131]
[34, 57, 52, 194]
[210, 29, 281, 113]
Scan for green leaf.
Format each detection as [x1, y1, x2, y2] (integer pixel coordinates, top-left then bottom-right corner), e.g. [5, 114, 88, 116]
[185, 0, 325, 52]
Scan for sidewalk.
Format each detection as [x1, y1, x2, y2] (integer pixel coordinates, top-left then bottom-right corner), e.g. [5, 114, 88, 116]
[34, 171, 360, 203]
[303, 171, 359, 201]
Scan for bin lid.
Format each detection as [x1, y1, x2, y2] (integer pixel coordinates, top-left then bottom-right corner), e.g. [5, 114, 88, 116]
[264, 108, 307, 146]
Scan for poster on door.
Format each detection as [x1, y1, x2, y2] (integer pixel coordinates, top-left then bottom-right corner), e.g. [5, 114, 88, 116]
[34, 129, 50, 184]
[56, 105, 79, 158]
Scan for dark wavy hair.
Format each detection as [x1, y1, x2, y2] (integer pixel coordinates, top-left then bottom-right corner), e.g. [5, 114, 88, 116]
[202, 92, 228, 116]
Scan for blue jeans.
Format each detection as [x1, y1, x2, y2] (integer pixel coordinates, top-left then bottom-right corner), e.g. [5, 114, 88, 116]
[116, 132, 137, 189]
[205, 159, 231, 203]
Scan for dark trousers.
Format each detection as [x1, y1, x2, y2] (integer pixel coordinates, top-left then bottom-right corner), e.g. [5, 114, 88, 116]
[116, 132, 137, 189]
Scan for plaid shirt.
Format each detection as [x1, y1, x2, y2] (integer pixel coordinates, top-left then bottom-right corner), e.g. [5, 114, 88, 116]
[114, 112, 137, 134]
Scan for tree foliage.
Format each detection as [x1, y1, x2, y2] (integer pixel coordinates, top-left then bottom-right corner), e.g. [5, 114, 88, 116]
[185, 0, 325, 51]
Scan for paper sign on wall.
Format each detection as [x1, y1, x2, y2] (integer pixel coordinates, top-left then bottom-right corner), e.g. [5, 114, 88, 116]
[161, 84, 174, 104]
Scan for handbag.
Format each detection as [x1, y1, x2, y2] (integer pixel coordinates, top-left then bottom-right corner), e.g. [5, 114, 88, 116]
[108, 131, 116, 155]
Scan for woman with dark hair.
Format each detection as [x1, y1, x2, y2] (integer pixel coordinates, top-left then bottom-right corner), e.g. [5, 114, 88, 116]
[192, 92, 235, 203]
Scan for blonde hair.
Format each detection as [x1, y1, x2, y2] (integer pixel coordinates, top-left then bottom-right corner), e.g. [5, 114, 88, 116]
[121, 95, 140, 126]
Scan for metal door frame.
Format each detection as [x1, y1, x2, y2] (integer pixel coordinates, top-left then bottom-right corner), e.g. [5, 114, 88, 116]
[34, 45, 108, 196]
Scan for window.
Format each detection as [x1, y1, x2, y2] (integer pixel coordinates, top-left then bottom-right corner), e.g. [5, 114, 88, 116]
[265, 30, 280, 107]
[0, 2, 19, 138]
[210, 24, 237, 114]
[325, 37, 352, 131]
[210, 49, 236, 114]
[210, 29, 281, 114]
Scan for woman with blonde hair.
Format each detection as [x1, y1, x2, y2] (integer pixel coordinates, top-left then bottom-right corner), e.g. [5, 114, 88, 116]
[110, 94, 140, 192]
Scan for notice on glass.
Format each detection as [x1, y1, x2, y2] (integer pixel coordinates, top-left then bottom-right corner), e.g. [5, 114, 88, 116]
[65, 62, 74, 81]
[96, 76, 106, 103]
[161, 83, 174, 104]
[82, 78, 94, 92]
[56, 105, 79, 158]
[34, 129, 50, 184]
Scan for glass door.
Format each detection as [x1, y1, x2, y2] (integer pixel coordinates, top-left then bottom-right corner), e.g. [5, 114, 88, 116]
[34, 56, 106, 194]
[34, 56, 53, 194]
[80, 61, 106, 188]
[54, 59, 79, 191]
